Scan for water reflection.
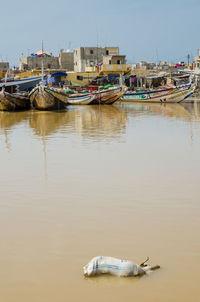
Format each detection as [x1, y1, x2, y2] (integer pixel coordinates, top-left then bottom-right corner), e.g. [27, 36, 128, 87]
[29, 110, 68, 137]
[117, 102, 200, 122]
[64, 105, 127, 141]
[0, 111, 29, 152]
[0, 104, 200, 144]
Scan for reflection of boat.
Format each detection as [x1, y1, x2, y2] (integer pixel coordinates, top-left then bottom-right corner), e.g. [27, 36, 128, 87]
[65, 105, 127, 140]
[29, 86, 65, 110]
[116, 102, 200, 123]
[0, 111, 29, 130]
[29, 110, 68, 137]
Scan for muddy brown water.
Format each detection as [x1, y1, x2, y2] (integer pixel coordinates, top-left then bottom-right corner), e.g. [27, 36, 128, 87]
[0, 103, 200, 302]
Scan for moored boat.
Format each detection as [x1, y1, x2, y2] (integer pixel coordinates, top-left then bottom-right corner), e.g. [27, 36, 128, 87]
[120, 85, 196, 103]
[67, 93, 95, 105]
[3, 91, 30, 110]
[29, 85, 65, 110]
[0, 88, 16, 111]
[92, 86, 127, 105]
[47, 87, 94, 105]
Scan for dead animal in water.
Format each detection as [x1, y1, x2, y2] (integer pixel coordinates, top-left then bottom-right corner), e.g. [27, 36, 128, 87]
[83, 256, 160, 277]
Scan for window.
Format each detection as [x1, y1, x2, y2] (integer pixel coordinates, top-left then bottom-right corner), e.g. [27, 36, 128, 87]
[106, 50, 109, 55]
[90, 49, 94, 55]
[48, 64, 51, 69]
[109, 60, 111, 64]
[117, 60, 121, 64]
[77, 76, 83, 80]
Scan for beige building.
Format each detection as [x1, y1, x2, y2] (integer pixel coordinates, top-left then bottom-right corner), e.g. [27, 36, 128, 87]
[74, 47, 119, 72]
[103, 55, 126, 65]
[0, 61, 9, 71]
[194, 49, 200, 68]
[19, 56, 59, 71]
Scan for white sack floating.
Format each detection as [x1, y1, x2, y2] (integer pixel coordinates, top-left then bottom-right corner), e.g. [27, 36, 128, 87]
[83, 256, 160, 277]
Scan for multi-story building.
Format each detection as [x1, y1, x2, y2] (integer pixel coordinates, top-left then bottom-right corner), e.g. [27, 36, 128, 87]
[74, 47, 119, 72]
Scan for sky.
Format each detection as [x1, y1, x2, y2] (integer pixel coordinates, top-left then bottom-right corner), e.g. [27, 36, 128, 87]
[0, 0, 200, 67]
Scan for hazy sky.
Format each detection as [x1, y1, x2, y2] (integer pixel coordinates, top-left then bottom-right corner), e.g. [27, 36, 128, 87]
[1, 0, 199, 67]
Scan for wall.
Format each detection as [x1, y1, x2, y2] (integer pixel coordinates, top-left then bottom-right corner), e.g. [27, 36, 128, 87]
[59, 52, 74, 71]
[19, 56, 59, 71]
[103, 55, 126, 65]
[0, 62, 9, 71]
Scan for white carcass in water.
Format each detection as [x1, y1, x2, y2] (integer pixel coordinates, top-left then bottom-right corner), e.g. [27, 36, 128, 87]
[83, 256, 160, 277]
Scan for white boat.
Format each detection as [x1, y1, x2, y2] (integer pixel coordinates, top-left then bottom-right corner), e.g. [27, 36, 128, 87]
[67, 93, 95, 105]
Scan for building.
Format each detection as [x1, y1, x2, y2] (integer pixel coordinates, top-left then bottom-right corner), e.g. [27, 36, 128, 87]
[74, 47, 119, 72]
[0, 61, 9, 71]
[137, 61, 156, 70]
[194, 48, 200, 69]
[19, 55, 59, 71]
[58, 50, 74, 71]
[19, 49, 74, 71]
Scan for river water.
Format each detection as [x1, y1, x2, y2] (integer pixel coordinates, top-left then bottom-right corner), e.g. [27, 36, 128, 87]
[0, 103, 200, 302]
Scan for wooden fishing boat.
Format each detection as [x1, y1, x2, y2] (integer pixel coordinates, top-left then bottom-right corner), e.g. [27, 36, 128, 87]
[47, 87, 68, 104]
[29, 85, 65, 110]
[92, 86, 127, 105]
[3, 91, 30, 110]
[103, 86, 128, 104]
[47, 87, 94, 105]
[121, 83, 192, 102]
[0, 87, 29, 111]
[67, 93, 95, 105]
[0, 88, 16, 111]
[120, 85, 196, 103]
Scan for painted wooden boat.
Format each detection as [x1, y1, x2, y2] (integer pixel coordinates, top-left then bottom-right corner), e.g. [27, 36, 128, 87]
[103, 86, 128, 104]
[121, 83, 191, 101]
[3, 91, 30, 110]
[92, 86, 127, 105]
[67, 93, 95, 105]
[120, 85, 196, 103]
[47, 88, 68, 104]
[29, 86, 65, 110]
[0, 89, 16, 111]
[47, 87, 95, 105]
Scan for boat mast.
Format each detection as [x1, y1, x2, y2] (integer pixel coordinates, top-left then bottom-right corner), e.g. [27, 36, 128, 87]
[41, 40, 44, 85]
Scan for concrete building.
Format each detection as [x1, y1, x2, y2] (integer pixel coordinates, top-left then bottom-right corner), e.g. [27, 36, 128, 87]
[19, 56, 59, 71]
[74, 47, 119, 72]
[58, 51, 74, 71]
[0, 61, 9, 71]
[194, 48, 200, 69]
[103, 55, 126, 65]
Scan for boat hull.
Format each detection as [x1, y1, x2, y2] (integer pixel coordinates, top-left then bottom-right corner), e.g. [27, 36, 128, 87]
[4, 92, 30, 110]
[92, 86, 127, 105]
[30, 86, 65, 110]
[67, 94, 95, 105]
[120, 86, 195, 103]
